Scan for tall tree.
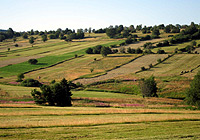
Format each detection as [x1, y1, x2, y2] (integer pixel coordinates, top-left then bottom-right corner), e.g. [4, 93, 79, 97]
[140, 76, 158, 97]
[185, 71, 200, 109]
[42, 34, 48, 42]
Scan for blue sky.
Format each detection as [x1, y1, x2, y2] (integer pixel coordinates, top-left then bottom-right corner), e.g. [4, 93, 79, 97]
[0, 0, 199, 31]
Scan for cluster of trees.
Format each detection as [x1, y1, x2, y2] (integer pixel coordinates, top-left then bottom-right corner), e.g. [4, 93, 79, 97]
[31, 78, 72, 107]
[48, 28, 84, 40]
[85, 45, 113, 57]
[0, 27, 85, 42]
[0, 28, 20, 42]
[156, 40, 170, 47]
[170, 22, 200, 44]
[127, 47, 143, 54]
[106, 25, 130, 38]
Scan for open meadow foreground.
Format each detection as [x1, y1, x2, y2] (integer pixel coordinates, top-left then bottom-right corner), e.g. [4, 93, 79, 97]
[1, 0, 200, 139]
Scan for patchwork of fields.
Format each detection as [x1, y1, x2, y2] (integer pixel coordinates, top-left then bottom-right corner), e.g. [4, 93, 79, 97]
[0, 32, 200, 139]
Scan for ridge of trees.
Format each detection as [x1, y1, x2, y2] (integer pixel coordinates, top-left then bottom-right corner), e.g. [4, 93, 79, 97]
[1, 22, 199, 43]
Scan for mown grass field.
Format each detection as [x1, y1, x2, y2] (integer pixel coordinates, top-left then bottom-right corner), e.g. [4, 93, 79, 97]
[0, 88, 200, 139]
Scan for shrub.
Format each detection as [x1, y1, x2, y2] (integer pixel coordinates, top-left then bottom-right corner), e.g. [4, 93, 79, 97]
[51, 80, 56, 84]
[28, 59, 38, 65]
[149, 64, 153, 69]
[127, 47, 136, 54]
[90, 68, 94, 73]
[141, 67, 146, 71]
[112, 49, 118, 54]
[101, 46, 112, 57]
[157, 49, 165, 54]
[85, 48, 93, 54]
[21, 79, 42, 87]
[140, 76, 158, 97]
[16, 73, 24, 82]
[157, 58, 162, 63]
[14, 44, 18, 47]
[125, 37, 133, 44]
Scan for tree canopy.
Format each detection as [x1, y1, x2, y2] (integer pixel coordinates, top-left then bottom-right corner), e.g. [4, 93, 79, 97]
[31, 78, 72, 106]
[185, 71, 200, 109]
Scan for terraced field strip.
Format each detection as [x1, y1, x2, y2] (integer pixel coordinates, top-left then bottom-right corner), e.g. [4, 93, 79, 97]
[136, 54, 200, 77]
[75, 54, 168, 84]
[25, 54, 137, 81]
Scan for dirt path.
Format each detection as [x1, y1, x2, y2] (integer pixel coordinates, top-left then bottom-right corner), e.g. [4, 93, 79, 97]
[0, 55, 43, 68]
[74, 54, 168, 85]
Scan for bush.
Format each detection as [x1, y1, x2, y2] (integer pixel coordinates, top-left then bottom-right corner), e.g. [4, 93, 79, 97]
[85, 48, 93, 54]
[31, 78, 72, 106]
[157, 49, 165, 54]
[28, 59, 38, 65]
[14, 44, 18, 47]
[157, 59, 162, 63]
[16, 73, 24, 82]
[140, 76, 158, 97]
[141, 67, 146, 71]
[125, 37, 133, 44]
[149, 64, 153, 69]
[21, 79, 42, 87]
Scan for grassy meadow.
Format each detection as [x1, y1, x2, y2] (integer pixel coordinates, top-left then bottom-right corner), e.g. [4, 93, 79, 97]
[0, 31, 200, 139]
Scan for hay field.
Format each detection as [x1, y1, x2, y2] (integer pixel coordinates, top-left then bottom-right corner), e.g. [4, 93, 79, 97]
[75, 54, 168, 84]
[136, 54, 200, 77]
[0, 103, 200, 139]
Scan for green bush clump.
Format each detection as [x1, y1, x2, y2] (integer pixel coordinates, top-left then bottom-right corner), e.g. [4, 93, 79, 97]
[21, 79, 42, 87]
[28, 59, 38, 65]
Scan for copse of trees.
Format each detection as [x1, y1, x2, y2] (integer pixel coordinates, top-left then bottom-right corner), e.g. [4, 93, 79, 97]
[31, 78, 72, 107]
[86, 45, 112, 56]
[156, 40, 170, 47]
[169, 22, 200, 44]
[127, 47, 143, 54]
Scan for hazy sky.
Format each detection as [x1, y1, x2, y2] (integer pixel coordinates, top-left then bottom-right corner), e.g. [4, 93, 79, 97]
[0, 0, 200, 31]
